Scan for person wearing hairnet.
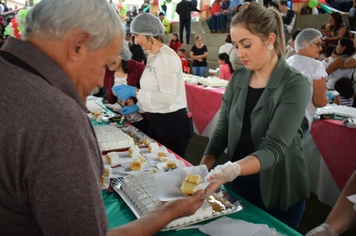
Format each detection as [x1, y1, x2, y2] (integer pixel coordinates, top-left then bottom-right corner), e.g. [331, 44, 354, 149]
[287, 28, 329, 133]
[112, 13, 193, 158]
[104, 41, 149, 134]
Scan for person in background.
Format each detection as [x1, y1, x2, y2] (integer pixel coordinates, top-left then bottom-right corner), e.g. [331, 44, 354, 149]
[200, 2, 310, 229]
[349, 0, 356, 31]
[113, 13, 194, 158]
[176, 0, 200, 45]
[287, 28, 329, 133]
[216, 52, 234, 81]
[132, 6, 137, 16]
[343, 34, 356, 93]
[214, 0, 230, 33]
[158, 12, 170, 34]
[321, 49, 338, 67]
[104, 42, 150, 134]
[306, 171, 356, 236]
[331, 77, 355, 106]
[218, 33, 239, 69]
[285, 28, 301, 59]
[130, 35, 147, 64]
[0, 1, 206, 235]
[279, 0, 295, 34]
[138, 8, 143, 14]
[169, 32, 181, 53]
[0, 1, 4, 13]
[206, 0, 222, 33]
[326, 37, 355, 89]
[321, 23, 331, 39]
[218, 0, 242, 33]
[190, 35, 208, 77]
[178, 48, 189, 72]
[324, 12, 349, 55]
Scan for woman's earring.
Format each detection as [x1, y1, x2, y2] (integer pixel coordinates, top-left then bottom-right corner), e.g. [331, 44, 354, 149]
[267, 44, 274, 50]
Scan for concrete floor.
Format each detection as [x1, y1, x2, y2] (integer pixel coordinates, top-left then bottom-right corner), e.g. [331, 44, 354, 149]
[185, 133, 356, 235]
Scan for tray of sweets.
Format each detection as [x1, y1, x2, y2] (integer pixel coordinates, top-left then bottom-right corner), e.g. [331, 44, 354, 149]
[119, 125, 155, 148]
[111, 172, 245, 231]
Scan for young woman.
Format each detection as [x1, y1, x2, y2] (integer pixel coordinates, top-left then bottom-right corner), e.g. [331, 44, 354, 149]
[216, 52, 234, 81]
[169, 32, 181, 53]
[190, 36, 208, 77]
[201, 2, 310, 229]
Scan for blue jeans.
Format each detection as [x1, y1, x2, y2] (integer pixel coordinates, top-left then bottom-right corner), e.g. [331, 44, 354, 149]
[192, 66, 206, 77]
[217, 13, 227, 31]
[206, 14, 219, 32]
[179, 20, 191, 44]
[232, 174, 306, 229]
[226, 11, 237, 28]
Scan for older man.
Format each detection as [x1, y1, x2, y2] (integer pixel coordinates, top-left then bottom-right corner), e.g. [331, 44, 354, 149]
[0, 0, 205, 235]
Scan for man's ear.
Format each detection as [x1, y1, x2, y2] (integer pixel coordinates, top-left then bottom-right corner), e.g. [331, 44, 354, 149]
[68, 32, 91, 62]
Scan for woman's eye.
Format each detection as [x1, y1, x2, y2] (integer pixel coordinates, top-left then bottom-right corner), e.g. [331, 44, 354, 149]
[244, 45, 251, 48]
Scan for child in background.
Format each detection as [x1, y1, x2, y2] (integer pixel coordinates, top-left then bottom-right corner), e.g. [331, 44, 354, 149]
[321, 49, 339, 68]
[169, 33, 181, 53]
[332, 77, 355, 106]
[215, 53, 234, 81]
[178, 48, 189, 73]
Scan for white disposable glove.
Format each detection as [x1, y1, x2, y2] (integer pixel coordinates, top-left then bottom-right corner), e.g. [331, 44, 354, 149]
[305, 223, 339, 236]
[205, 161, 241, 182]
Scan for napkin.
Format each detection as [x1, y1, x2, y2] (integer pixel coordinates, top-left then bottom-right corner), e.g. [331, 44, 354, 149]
[199, 217, 271, 236]
[155, 165, 209, 201]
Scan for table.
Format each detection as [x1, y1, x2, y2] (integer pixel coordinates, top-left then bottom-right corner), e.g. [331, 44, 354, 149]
[304, 119, 356, 207]
[184, 83, 225, 138]
[102, 187, 302, 236]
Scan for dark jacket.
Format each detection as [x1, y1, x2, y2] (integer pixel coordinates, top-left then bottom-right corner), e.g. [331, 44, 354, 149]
[176, 0, 200, 21]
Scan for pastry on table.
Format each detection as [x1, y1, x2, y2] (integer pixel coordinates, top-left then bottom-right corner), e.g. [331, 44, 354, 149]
[106, 152, 120, 166]
[180, 173, 202, 195]
[166, 161, 176, 169]
[148, 142, 159, 153]
[130, 159, 142, 171]
[157, 152, 169, 162]
[128, 145, 140, 158]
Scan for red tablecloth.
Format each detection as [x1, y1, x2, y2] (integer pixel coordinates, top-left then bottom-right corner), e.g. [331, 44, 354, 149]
[185, 83, 225, 135]
[310, 119, 356, 190]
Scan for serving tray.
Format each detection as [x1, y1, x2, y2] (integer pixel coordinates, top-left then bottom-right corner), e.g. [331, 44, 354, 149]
[111, 176, 245, 231]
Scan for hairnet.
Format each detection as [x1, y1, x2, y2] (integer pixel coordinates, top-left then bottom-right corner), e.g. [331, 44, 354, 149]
[119, 41, 132, 61]
[130, 13, 165, 36]
[294, 28, 322, 53]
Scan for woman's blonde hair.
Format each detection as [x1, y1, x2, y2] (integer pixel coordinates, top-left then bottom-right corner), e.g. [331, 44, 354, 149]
[231, 2, 285, 57]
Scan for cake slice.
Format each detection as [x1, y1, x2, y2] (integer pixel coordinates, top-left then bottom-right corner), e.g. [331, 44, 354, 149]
[139, 155, 146, 164]
[148, 142, 159, 153]
[157, 152, 169, 162]
[166, 161, 176, 169]
[130, 159, 142, 171]
[103, 165, 112, 177]
[180, 173, 202, 195]
[106, 153, 120, 166]
[128, 145, 140, 158]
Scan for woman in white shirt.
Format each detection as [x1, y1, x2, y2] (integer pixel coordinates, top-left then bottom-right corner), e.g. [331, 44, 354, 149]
[218, 33, 239, 69]
[112, 13, 193, 158]
[287, 28, 329, 133]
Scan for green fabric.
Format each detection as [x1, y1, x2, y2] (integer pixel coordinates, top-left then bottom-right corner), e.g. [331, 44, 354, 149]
[203, 56, 310, 211]
[102, 186, 302, 236]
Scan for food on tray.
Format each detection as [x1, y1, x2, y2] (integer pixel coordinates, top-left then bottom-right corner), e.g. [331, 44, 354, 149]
[180, 173, 202, 196]
[120, 172, 214, 229]
[95, 125, 134, 151]
[128, 145, 140, 158]
[130, 160, 142, 171]
[141, 139, 150, 145]
[106, 152, 120, 166]
[157, 152, 169, 162]
[139, 155, 146, 164]
[166, 161, 176, 169]
[148, 142, 159, 153]
[103, 165, 112, 177]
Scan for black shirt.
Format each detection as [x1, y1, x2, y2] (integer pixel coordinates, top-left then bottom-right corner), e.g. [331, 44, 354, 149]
[191, 45, 208, 67]
[232, 86, 265, 162]
[176, 0, 200, 21]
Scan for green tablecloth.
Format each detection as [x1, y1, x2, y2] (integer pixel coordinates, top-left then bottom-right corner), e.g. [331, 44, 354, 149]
[102, 186, 302, 236]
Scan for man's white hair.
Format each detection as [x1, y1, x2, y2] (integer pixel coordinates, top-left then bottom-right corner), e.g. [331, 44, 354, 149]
[22, 0, 123, 50]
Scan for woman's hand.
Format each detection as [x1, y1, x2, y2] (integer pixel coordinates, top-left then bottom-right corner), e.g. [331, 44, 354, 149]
[112, 85, 137, 101]
[121, 104, 139, 116]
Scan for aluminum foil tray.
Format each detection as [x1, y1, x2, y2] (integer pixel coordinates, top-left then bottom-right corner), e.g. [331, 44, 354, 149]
[111, 176, 245, 231]
[120, 125, 155, 148]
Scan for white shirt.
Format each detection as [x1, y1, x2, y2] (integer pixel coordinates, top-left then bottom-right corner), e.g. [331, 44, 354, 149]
[327, 68, 354, 90]
[0, 4, 4, 13]
[287, 55, 328, 131]
[219, 43, 239, 69]
[137, 45, 187, 113]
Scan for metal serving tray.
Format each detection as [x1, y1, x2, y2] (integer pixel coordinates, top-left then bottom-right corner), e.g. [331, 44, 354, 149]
[111, 176, 245, 231]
